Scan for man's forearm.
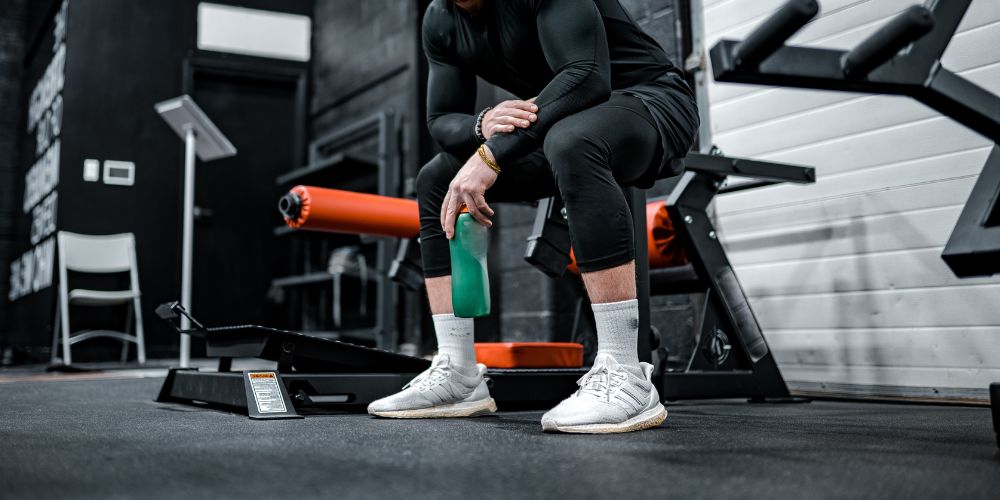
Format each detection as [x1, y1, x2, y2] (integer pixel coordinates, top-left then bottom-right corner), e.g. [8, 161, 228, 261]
[484, 62, 610, 164]
[482, 0, 612, 165]
[427, 112, 481, 155]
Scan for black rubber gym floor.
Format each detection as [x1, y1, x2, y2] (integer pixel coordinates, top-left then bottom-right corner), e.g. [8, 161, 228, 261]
[1, 376, 997, 499]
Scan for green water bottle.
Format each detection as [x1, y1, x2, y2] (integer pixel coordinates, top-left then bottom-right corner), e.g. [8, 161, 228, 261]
[450, 210, 491, 318]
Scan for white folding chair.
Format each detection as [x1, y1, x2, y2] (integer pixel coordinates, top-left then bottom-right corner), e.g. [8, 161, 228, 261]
[51, 231, 146, 366]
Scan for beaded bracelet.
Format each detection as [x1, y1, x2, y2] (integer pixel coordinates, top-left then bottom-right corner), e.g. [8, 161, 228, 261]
[474, 106, 491, 143]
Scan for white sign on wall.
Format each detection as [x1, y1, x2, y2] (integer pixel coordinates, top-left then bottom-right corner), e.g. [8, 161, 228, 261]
[9, 0, 68, 302]
[197, 3, 311, 62]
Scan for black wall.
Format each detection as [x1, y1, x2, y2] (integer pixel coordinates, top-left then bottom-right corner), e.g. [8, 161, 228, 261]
[312, 0, 422, 178]
[0, 0, 27, 355]
[3, 0, 693, 360]
[311, 0, 434, 349]
[5, 0, 312, 361]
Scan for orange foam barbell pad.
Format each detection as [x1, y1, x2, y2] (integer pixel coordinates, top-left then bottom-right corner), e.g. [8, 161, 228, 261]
[284, 186, 685, 269]
[474, 342, 584, 369]
[648, 200, 688, 269]
[284, 185, 420, 238]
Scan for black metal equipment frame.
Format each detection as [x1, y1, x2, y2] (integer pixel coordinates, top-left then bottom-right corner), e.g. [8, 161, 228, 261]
[662, 155, 813, 399]
[709, 0, 1000, 278]
[991, 383, 999, 450]
[525, 153, 815, 401]
[941, 146, 1000, 277]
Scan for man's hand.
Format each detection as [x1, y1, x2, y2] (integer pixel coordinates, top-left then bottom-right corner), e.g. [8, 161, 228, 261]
[441, 146, 499, 239]
[482, 98, 537, 140]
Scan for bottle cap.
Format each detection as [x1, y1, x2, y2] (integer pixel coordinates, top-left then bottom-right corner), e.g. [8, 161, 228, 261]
[459, 205, 469, 214]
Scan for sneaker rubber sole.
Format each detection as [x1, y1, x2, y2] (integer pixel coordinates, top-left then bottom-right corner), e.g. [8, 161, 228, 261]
[369, 397, 497, 419]
[541, 404, 667, 434]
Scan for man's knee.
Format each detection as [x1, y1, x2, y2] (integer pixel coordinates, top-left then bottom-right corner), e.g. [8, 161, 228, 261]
[543, 121, 607, 178]
[415, 152, 460, 200]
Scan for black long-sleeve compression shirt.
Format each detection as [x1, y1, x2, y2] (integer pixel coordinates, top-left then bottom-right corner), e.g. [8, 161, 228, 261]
[422, 0, 685, 165]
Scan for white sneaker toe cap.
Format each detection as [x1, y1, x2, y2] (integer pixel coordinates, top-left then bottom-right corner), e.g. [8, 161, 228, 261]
[541, 397, 629, 429]
[367, 390, 432, 414]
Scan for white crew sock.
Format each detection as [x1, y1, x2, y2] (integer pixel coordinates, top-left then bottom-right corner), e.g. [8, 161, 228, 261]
[433, 313, 477, 375]
[591, 299, 643, 376]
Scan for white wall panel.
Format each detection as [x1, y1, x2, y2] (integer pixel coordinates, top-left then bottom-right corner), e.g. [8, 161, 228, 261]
[751, 284, 1000, 330]
[736, 247, 996, 297]
[725, 204, 961, 265]
[718, 173, 979, 234]
[717, 146, 991, 225]
[703, 0, 1000, 400]
[768, 328, 1000, 369]
[779, 365, 1000, 392]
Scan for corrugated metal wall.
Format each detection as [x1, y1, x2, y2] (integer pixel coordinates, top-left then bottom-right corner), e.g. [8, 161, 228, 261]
[703, 0, 1000, 400]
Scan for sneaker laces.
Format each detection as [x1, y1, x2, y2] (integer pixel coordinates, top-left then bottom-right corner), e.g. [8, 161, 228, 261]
[404, 356, 452, 391]
[576, 357, 628, 401]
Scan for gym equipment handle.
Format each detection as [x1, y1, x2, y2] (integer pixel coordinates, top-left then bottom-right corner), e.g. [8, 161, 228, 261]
[733, 0, 819, 68]
[842, 5, 935, 78]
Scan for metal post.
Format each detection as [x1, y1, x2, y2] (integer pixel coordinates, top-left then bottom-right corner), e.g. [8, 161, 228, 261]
[628, 187, 652, 364]
[154, 96, 235, 367]
[686, 0, 714, 153]
[180, 125, 196, 367]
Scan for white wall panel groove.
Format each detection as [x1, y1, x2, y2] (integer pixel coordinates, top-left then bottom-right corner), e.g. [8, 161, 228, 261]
[735, 246, 998, 297]
[724, 204, 962, 265]
[750, 283, 1000, 329]
[716, 146, 993, 217]
[718, 173, 979, 234]
[767, 328, 1000, 369]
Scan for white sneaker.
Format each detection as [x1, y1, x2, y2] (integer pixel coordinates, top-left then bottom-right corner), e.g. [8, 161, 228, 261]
[541, 353, 667, 433]
[367, 354, 497, 418]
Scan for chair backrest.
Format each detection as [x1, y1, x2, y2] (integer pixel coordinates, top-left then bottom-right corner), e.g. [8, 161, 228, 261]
[57, 231, 136, 274]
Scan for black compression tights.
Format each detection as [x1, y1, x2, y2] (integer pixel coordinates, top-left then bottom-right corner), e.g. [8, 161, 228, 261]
[417, 93, 664, 278]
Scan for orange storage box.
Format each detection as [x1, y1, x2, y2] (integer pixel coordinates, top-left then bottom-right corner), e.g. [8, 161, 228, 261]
[474, 342, 584, 369]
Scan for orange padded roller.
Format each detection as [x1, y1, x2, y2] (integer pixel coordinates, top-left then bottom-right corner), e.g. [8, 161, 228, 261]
[648, 200, 688, 269]
[281, 186, 686, 270]
[567, 200, 688, 273]
[474, 342, 584, 369]
[280, 185, 420, 238]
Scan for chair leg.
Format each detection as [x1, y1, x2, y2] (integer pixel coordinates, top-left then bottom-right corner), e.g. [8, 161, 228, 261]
[121, 304, 133, 363]
[51, 297, 61, 365]
[60, 296, 72, 366]
[133, 296, 146, 366]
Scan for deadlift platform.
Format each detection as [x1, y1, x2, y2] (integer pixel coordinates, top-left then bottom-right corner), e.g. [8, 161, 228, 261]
[154, 302, 586, 418]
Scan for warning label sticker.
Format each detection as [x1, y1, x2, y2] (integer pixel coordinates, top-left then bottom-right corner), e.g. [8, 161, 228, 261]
[247, 372, 287, 414]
